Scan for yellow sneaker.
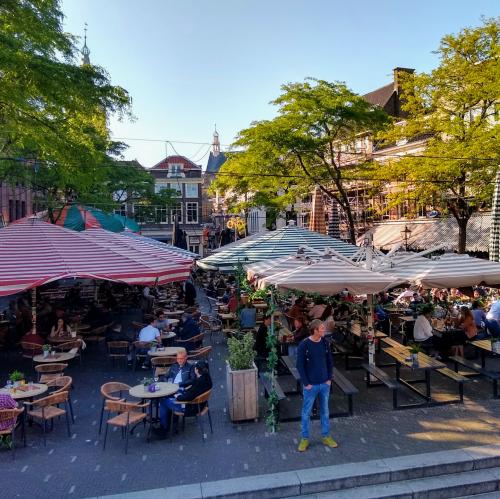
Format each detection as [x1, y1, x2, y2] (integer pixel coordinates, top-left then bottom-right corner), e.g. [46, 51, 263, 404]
[298, 438, 309, 452]
[322, 435, 338, 448]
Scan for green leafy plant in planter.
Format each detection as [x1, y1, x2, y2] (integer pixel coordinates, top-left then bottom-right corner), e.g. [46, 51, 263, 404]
[9, 370, 24, 383]
[408, 342, 422, 354]
[227, 333, 256, 370]
[42, 344, 51, 352]
[265, 291, 279, 432]
[249, 288, 268, 303]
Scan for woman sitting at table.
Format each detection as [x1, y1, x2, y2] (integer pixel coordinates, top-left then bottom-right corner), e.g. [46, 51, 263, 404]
[155, 360, 213, 438]
[288, 316, 309, 358]
[308, 297, 327, 320]
[457, 307, 477, 349]
[413, 305, 445, 357]
[49, 318, 72, 339]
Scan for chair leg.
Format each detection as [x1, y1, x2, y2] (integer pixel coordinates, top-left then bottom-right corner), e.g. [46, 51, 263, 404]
[208, 409, 213, 434]
[125, 424, 129, 454]
[65, 402, 71, 437]
[68, 395, 75, 424]
[103, 420, 109, 450]
[98, 400, 105, 434]
[198, 415, 205, 442]
[11, 428, 15, 461]
[42, 419, 46, 446]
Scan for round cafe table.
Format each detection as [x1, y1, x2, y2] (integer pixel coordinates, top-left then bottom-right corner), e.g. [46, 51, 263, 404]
[148, 346, 186, 357]
[48, 335, 81, 344]
[165, 311, 184, 317]
[0, 383, 48, 400]
[160, 331, 176, 341]
[129, 381, 179, 425]
[33, 351, 76, 363]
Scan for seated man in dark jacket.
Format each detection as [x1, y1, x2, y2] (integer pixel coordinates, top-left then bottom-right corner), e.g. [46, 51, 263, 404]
[176, 312, 201, 351]
[165, 351, 195, 386]
[156, 360, 212, 437]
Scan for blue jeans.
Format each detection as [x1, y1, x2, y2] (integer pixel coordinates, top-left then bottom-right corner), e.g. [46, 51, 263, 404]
[159, 397, 185, 429]
[301, 383, 330, 439]
[485, 319, 500, 338]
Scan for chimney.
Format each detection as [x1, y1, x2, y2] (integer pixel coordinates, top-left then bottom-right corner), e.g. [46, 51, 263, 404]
[393, 67, 414, 94]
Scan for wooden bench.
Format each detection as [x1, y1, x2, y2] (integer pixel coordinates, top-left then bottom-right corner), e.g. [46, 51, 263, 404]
[450, 356, 500, 398]
[435, 367, 468, 403]
[362, 363, 400, 409]
[332, 342, 364, 370]
[332, 368, 358, 416]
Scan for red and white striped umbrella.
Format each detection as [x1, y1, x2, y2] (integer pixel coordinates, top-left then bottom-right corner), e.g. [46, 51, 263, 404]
[0, 219, 192, 296]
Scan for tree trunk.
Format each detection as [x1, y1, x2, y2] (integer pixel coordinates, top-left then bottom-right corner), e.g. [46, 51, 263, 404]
[456, 217, 468, 254]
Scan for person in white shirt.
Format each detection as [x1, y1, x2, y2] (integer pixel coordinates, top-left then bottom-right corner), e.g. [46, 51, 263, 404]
[486, 299, 500, 338]
[138, 317, 160, 342]
[413, 305, 445, 356]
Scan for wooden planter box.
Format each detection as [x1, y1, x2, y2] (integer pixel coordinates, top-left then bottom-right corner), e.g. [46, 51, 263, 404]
[226, 361, 258, 422]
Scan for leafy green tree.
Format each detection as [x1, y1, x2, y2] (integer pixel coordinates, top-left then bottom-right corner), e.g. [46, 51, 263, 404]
[375, 17, 500, 253]
[211, 79, 389, 243]
[0, 0, 132, 213]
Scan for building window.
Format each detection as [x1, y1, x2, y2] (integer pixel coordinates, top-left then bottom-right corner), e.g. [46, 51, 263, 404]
[168, 183, 182, 197]
[189, 244, 200, 255]
[114, 204, 127, 217]
[185, 183, 198, 198]
[168, 164, 182, 177]
[156, 206, 168, 223]
[171, 202, 182, 224]
[186, 202, 198, 223]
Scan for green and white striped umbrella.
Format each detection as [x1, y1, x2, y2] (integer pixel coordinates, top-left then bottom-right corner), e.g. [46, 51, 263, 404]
[197, 223, 358, 272]
[490, 170, 500, 261]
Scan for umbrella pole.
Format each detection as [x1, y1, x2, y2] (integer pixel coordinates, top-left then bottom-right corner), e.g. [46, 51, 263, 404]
[31, 288, 37, 335]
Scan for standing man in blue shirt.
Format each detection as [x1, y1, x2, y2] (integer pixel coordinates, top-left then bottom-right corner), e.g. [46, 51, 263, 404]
[296, 319, 337, 452]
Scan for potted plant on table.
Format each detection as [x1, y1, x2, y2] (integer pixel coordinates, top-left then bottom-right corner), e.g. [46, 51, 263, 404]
[408, 343, 421, 367]
[42, 344, 51, 358]
[9, 370, 25, 388]
[226, 333, 258, 422]
[150, 340, 158, 353]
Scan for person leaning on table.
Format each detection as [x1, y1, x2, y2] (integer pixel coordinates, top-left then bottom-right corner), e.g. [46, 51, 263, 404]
[296, 319, 338, 452]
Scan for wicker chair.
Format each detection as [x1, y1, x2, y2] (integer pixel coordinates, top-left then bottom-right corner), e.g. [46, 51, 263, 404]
[187, 346, 212, 361]
[34, 363, 68, 383]
[98, 382, 132, 434]
[173, 389, 213, 442]
[46, 376, 74, 423]
[107, 341, 129, 369]
[132, 341, 151, 371]
[0, 407, 25, 458]
[102, 400, 150, 454]
[200, 315, 222, 342]
[25, 391, 71, 445]
[151, 356, 177, 378]
[54, 339, 83, 364]
[175, 333, 204, 351]
[20, 341, 43, 360]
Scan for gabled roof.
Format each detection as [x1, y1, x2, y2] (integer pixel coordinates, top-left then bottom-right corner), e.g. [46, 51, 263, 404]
[151, 155, 201, 170]
[363, 83, 395, 108]
[206, 151, 226, 174]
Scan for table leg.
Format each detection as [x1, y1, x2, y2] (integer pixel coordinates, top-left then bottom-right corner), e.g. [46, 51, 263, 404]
[425, 369, 431, 401]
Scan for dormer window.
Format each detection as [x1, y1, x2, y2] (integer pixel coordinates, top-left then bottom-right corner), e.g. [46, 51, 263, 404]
[168, 163, 182, 177]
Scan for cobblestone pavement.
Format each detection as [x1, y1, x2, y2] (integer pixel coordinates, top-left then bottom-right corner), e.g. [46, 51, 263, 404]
[2, 293, 500, 498]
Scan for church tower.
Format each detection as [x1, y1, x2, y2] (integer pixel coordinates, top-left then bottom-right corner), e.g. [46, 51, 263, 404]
[81, 23, 91, 65]
[212, 125, 221, 157]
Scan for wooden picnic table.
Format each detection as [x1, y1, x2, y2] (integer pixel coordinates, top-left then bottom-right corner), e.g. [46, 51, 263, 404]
[382, 346, 446, 407]
[219, 313, 236, 329]
[470, 339, 494, 369]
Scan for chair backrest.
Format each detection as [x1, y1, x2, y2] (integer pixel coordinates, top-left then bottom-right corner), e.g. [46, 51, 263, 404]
[56, 339, 82, 352]
[100, 382, 131, 400]
[185, 389, 212, 405]
[20, 341, 42, 357]
[179, 333, 204, 344]
[35, 363, 68, 374]
[151, 356, 176, 368]
[47, 375, 72, 393]
[133, 340, 152, 351]
[0, 407, 24, 429]
[107, 341, 129, 354]
[34, 390, 68, 408]
[105, 399, 147, 413]
[188, 346, 212, 360]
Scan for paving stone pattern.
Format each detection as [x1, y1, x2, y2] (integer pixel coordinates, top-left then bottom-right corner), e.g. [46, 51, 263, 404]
[2, 290, 500, 498]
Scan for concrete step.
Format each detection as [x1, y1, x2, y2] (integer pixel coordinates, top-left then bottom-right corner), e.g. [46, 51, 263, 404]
[299, 466, 500, 498]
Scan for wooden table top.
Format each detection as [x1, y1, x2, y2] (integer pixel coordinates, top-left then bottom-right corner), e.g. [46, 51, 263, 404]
[160, 331, 176, 340]
[399, 316, 416, 322]
[0, 383, 47, 400]
[164, 311, 184, 316]
[33, 351, 76, 363]
[129, 382, 178, 400]
[219, 313, 235, 320]
[470, 339, 492, 352]
[252, 303, 268, 309]
[148, 346, 186, 357]
[383, 347, 446, 370]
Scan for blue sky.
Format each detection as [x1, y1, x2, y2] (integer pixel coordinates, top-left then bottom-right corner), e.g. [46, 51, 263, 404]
[61, 0, 498, 169]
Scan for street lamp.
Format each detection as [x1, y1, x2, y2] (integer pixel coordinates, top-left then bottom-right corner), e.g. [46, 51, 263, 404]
[400, 225, 412, 251]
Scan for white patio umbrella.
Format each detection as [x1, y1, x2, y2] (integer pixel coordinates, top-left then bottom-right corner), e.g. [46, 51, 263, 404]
[258, 259, 401, 295]
[378, 252, 500, 289]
